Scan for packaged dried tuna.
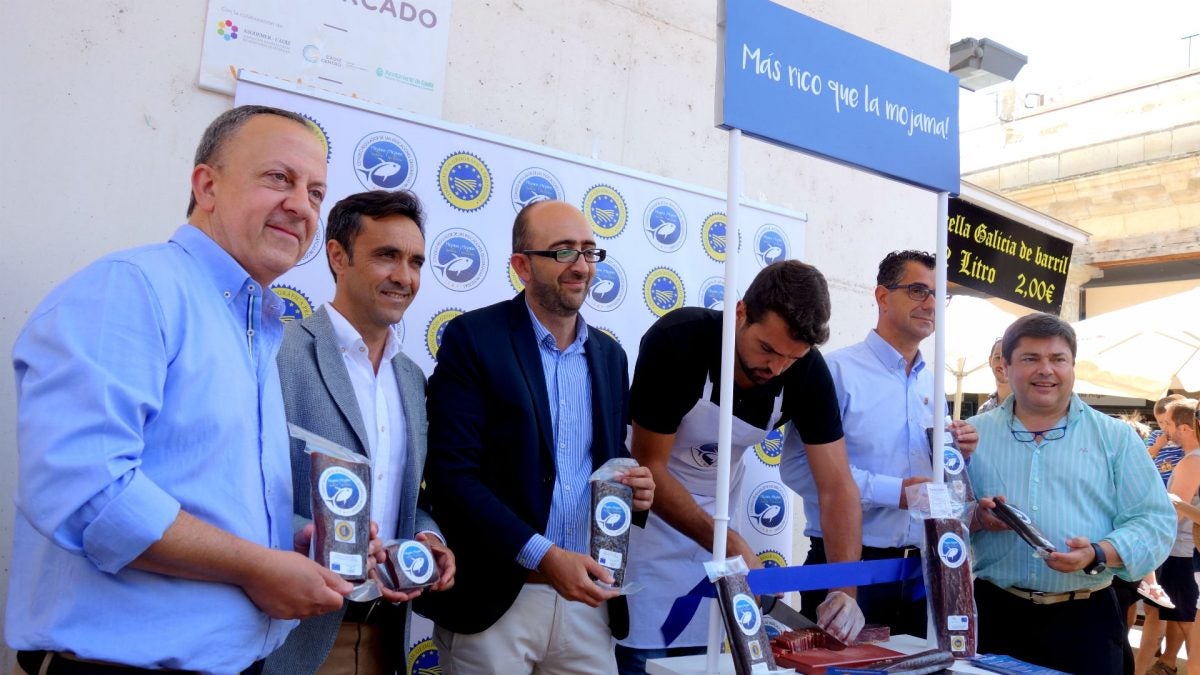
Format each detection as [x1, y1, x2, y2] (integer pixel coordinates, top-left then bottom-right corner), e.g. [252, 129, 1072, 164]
[922, 518, 976, 657]
[703, 557, 777, 675]
[990, 500, 1056, 558]
[590, 458, 637, 588]
[290, 424, 372, 582]
[857, 648, 956, 673]
[378, 539, 439, 591]
[928, 419, 974, 504]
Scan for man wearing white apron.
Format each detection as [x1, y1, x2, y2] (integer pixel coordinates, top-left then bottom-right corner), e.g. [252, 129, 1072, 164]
[615, 261, 865, 675]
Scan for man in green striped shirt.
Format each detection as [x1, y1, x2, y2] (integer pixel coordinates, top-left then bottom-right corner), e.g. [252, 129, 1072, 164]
[967, 313, 1174, 675]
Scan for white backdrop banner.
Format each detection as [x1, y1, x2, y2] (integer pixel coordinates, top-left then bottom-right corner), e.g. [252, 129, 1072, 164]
[235, 74, 805, 672]
[202, 1, 451, 116]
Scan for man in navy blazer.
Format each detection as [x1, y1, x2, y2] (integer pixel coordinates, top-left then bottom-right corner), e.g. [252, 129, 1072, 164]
[419, 200, 654, 674]
[266, 190, 455, 675]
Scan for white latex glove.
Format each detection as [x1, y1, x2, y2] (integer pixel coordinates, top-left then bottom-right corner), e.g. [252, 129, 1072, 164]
[816, 590, 865, 643]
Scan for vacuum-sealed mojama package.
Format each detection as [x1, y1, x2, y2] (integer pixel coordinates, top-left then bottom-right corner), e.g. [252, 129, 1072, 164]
[290, 424, 373, 582]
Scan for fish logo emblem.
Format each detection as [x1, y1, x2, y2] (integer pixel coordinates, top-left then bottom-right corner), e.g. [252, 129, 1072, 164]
[642, 198, 687, 253]
[431, 230, 488, 292]
[318, 467, 367, 517]
[353, 132, 417, 191]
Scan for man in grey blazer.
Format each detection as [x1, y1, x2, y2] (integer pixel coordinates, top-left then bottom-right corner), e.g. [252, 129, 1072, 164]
[266, 189, 455, 675]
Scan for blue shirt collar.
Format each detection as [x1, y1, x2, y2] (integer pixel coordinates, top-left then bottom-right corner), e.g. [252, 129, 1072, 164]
[999, 391, 1085, 428]
[525, 298, 588, 352]
[171, 224, 285, 320]
[864, 329, 925, 374]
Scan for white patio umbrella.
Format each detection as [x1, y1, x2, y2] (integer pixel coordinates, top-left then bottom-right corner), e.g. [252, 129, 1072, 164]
[1072, 287, 1200, 401]
[942, 295, 1027, 418]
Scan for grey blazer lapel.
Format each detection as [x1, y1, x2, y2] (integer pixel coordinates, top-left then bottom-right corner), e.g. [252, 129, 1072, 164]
[307, 306, 371, 455]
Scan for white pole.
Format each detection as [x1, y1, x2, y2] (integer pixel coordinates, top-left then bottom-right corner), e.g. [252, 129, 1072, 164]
[706, 127, 742, 674]
[933, 192, 949, 484]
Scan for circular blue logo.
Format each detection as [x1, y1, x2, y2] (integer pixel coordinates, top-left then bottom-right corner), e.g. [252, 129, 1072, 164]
[939, 532, 967, 568]
[353, 131, 417, 191]
[732, 593, 761, 636]
[944, 448, 965, 475]
[511, 167, 564, 211]
[759, 550, 787, 569]
[643, 267, 685, 317]
[701, 213, 728, 262]
[699, 277, 727, 311]
[585, 256, 627, 312]
[690, 443, 718, 469]
[296, 215, 325, 266]
[594, 495, 631, 537]
[406, 637, 438, 675]
[583, 185, 627, 238]
[643, 198, 686, 253]
[270, 285, 313, 323]
[747, 482, 787, 535]
[753, 427, 785, 466]
[438, 152, 492, 212]
[754, 223, 790, 267]
[318, 467, 366, 517]
[430, 229, 488, 292]
[425, 309, 464, 361]
[397, 540, 434, 584]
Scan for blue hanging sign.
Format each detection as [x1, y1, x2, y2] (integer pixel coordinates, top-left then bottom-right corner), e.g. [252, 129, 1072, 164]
[719, 0, 960, 193]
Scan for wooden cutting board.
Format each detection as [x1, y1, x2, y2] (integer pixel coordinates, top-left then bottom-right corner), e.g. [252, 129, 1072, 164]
[774, 644, 903, 674]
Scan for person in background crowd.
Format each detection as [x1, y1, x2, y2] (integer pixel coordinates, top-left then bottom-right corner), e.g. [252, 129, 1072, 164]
[1161, 402, 1200, 675]
[783, 250, 978, 639]
[418, 200, 655, 675]
[1151, 395, 1188, 488]
[1113, 416, 1155, 644]
[6, 105, 350, 674]
[969, 313, 1175, 675]
[265, 190, 455, 675]
[1132, 393, 1190, 624]
[617, 260, 864, 675]
[1139, 398, 1200, 675]
[977, 337, 1012, 414]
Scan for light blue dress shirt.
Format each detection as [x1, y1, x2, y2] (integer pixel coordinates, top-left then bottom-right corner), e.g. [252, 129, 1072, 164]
[516, 304, 594, 569]
[781, 330, 934, 547]
[967, 394, 1175, 592]
[7, 225, 297, 672]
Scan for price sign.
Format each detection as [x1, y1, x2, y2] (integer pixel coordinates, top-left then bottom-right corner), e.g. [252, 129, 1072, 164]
[947, 198, 1072, 313]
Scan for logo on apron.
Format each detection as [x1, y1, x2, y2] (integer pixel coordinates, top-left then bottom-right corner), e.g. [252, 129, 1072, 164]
[690, 443, 719, 468]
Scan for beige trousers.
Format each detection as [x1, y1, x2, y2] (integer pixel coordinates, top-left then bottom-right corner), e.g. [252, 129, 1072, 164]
[434, 584, 617, 675]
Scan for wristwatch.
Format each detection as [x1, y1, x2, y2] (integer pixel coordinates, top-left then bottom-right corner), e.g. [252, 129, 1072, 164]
[1083, 543, 1107, 576]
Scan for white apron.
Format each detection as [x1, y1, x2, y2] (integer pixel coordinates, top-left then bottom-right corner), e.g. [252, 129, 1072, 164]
[619, 378, 784, 648]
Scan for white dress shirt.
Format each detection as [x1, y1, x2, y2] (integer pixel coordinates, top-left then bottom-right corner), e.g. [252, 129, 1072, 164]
[326, 304, 407, 540]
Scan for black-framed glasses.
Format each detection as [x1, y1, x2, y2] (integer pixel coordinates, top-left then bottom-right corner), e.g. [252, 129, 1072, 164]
[884, 283, 951, 303]
[1009, 417, 1068, 443]
[522, 248, 607, 263]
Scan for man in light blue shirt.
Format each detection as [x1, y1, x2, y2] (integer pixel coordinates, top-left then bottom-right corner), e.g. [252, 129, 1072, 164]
[7, 106, 352, 674]
[782, 250, 977, 637]
[968, 312, 1174, 675]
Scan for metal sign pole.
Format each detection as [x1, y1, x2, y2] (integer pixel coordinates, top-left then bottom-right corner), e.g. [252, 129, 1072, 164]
[706, 127, 742, 674]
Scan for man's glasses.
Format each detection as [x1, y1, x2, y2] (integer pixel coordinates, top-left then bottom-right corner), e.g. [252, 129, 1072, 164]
[884, 283, 951, 304]
[522, 248, 607, 263]
[1009, 417, 1067, 443]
